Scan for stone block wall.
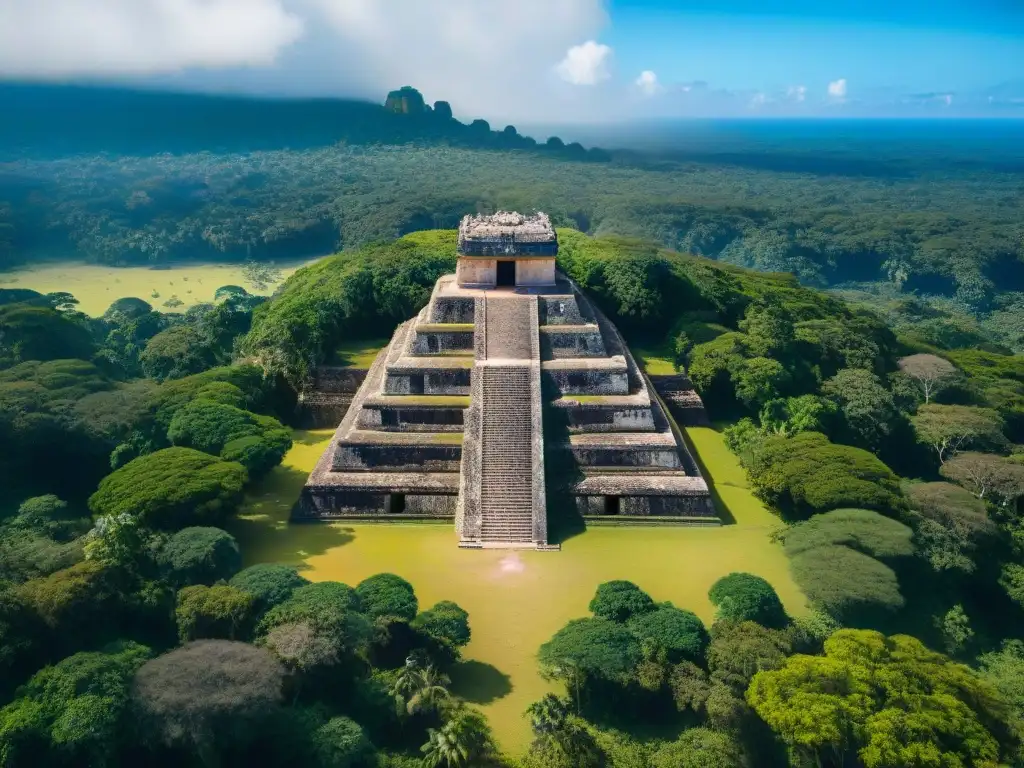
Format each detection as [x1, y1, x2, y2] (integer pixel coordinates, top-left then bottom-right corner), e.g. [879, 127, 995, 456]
[574, 494, 718, 519]
[540, 329, 606, 358]
[297, 490, 456, 519]
[543, 368, 629, 395]
[412, 331, 474, 354]
[313, 367, 369, 394]
[456, 258, 496, 286]
[515, 258, 556, 287]
[384, 369, 472, 395]
[570, 446, 682, 469]
[357, 405, 465, 431]
[538, 296, 587, 325]
[430, 296, 475, 324]
[560, 405, 655, 432]
[332, 444, 462, 472]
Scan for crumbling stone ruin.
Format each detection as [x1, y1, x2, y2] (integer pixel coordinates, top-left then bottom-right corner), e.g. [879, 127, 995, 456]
[298, 212, 718, 549]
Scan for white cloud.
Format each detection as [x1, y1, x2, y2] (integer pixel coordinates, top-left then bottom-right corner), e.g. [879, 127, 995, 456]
[827, 78, 848, 100]
[786, 84, 807, 102]
[0, 0, 609, 120]
[635, 70, 660, 96]
[556, 40, 612, 86]
[0, 0, 304, 76]
[749, 92, 768, 107]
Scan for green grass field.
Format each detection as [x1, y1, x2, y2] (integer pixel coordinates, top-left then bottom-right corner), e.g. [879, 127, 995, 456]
[229, 424, 804, 753]
[631, 344, 677, 375]
[0, 260, 315, 316]
[329, 338, 389, 368]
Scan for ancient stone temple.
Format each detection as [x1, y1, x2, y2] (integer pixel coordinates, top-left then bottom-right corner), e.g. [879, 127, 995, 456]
[299, 212, 717, 549]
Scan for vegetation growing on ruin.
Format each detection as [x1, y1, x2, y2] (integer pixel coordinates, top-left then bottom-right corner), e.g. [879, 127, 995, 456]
[2, 217, 1024, 764]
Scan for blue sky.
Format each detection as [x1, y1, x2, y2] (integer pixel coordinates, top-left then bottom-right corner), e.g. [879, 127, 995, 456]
[610, 0, 1023, 94]
[607, 0, 1023, 98]
[0, 0, 1021, 120]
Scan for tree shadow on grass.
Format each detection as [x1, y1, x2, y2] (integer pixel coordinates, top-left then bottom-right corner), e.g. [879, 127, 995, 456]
[227, 464, 356, 567]
[675, 425, 737, 526]
[291, 430, 335, 446]
[448, 660, 513, 704]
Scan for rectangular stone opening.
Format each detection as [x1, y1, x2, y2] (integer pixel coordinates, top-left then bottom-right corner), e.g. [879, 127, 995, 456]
[604, 495, 621, 515]
[496, 260, 516, 287]
[388, 493, 406, 514]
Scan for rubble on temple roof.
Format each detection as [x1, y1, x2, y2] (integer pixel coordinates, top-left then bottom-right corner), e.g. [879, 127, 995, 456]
[457, 211, 556, 247]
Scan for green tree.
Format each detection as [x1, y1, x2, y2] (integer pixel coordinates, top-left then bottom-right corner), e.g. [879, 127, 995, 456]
[355, 574, 418, 621]
[312, 716, 377, 768]
[538, 618, 641, 706]
[978, 641, 1024, 735]
[706, 620, 792, 693]
[739, 303, 794, 358]
[650, 727, 745, 768]
[84, 513, 145, 571]
[88, 447, 248, 529]
[0, 302, 94, 366]
[140, 324, 219, 381]
[759, 394, 836, 437]
[587, 580, 655, 623]
[411, 601, 471, 649]
[626, 605, 708, 664]
[935, 603, 974, 656]
[0, 641, 151, 767]
[525, 694, 604, 768]
[1000, 564, 1024, 610]
[822, 368, 898, 450]
[175, 584, 254, 642]
[402, 663, 452, 717]
[708, 573, 787, 627]
[157, 526, 242, 587]
[911, 404, 1006, 464]
[748, 629, 1011, 768]
[906, 482, 994, 574]
[258, 582, 371, 658]
[746, 431, 902, 518]
[421, 708, 494, 768]
[229, 564, 310, 614]
[733, 356, 789, 411]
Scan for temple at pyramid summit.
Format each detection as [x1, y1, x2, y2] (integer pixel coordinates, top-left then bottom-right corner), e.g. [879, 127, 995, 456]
[298, 212, 717, 549]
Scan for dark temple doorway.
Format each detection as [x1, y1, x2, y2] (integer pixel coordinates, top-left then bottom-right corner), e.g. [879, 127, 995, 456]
[496, 260, 516, 287]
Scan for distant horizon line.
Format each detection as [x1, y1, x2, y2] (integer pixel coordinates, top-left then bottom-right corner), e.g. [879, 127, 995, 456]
[2, 79, 1022, 126]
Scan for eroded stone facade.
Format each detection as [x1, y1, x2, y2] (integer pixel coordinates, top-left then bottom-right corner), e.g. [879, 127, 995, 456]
[298, 214, 718, 548]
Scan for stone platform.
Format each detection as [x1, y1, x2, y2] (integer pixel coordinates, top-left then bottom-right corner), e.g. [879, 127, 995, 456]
[297, 272, 718, 547]
[297, 212, 715, 548]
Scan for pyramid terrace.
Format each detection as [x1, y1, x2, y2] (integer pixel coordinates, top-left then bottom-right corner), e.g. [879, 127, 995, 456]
[299, 212, 717, 549]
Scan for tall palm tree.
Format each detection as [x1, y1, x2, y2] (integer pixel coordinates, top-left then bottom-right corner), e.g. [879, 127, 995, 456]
[406, 665, 451, 716]
[421, 709, 491, 768]
[391, 654, 425, 707]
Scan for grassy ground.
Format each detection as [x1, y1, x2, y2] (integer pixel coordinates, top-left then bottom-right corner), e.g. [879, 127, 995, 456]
[329, 338, 390, 368]
[229, 425, 804, 754]
[0, 260, 315, 316]
[631, 344, 677, 375]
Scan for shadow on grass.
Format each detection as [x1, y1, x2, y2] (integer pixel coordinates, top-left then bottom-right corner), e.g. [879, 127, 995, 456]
[678, 429, 737, 526]
[449, 660, 513, 704]
[227, 464, 356, 567]
[291, 430, 335, 446]
[543, 394, 587, 546]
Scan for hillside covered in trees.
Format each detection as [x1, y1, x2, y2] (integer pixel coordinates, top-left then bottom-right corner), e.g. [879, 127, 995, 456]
[2, 224, 1024, 765]
[1, 84, 1023, 346]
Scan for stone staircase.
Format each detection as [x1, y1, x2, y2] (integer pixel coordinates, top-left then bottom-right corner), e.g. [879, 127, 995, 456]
[485, 297, 533, 359]
[479, 365, 535, 543]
